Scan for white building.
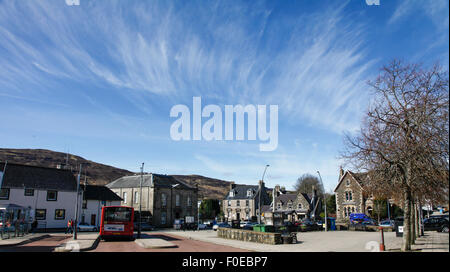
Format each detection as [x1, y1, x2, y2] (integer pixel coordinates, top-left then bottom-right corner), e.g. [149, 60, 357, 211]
[79, 184, 122, 227]
[0, 162, 121, 230]
[0, 162, 78, 229]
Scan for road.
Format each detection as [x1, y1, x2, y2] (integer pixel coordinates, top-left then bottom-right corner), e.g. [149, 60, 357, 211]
[91, 232, 250, 252]
[0, 234, 72, 252]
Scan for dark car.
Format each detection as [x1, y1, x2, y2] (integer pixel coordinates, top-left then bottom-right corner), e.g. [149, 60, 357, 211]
[133, 222, 154, 231]
[423, 217, 449, 233]
[297, 219, 319, 232]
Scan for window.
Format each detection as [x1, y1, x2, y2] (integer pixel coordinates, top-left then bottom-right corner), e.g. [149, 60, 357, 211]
[36, 209, 46, 220]
[236, 200, 240, 206]
[176, 194, 180, 207]
[277, 202, 282, 209]
[161, 194, 167, 207]
[134, 191, 139, 204]
[246, 200, 249, 207]
[55, 209, 65, 220]
[24, 188, 34, 196]
[123, 192, 128, 203]
[346, 179, 350, 186]
[82, 199, 87, 209]
[161, 211, 166, 225]
[47, 190, 57, 201]
[298, 203, 302, 209]
[187, 196, 192, 207]
[227, 200, 231, 207]
[345, 191, 353, 201]
[0, 188, 10, 200]
[229, 190, 234, 197]
[247, 189, 253, 197]
[287, 203, 293, 209]
[351, 207, 355, 213]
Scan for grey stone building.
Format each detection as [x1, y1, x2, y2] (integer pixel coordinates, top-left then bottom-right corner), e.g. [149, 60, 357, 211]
[262, 185, 315, 225]
[106, 174, 198, 227]
[334, 168, 374, 223]
[223, 180, 271, 223]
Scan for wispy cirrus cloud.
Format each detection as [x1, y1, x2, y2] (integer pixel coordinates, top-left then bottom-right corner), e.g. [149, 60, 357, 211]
[0, 0, 374, 134]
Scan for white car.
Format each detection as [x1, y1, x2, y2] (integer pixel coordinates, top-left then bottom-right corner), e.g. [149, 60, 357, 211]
[77, 223, 98, 232]
[198, 223, 207, 230]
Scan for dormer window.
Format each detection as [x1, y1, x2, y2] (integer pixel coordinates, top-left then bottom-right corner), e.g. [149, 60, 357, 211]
[229, 190, 235, 197]
[247, 189, 253, 197]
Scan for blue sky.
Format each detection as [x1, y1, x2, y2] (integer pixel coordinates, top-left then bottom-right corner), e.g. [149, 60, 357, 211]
[0, 0, 448, 192]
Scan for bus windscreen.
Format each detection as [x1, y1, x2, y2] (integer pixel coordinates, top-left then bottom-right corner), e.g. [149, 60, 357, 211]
[104, 207, 132, 222]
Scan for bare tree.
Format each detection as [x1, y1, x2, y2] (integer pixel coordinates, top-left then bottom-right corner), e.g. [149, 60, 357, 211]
[341, 60, 449, 251]
[294, 174, 324, 196]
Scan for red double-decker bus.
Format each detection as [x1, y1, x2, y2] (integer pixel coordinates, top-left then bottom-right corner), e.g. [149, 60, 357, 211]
[100, 206, 134, 241]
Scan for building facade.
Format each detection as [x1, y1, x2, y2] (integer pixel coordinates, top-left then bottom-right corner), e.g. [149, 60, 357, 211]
[0, 162, 78, 229]
[223, 180, 271, 223]
[79, 184, 122, 227]
[334, 168, 374, 222]
[106, 174, 198, 227]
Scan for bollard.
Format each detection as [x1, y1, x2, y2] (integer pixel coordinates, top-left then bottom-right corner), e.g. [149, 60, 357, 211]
[379, 227, 385, 251]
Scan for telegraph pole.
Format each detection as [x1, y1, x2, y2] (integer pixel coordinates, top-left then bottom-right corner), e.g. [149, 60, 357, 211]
[317, 171, 327, 232]
[138, 163, 144, 239]
[73, 164, 82, 240]
[258, 165, 269, 224]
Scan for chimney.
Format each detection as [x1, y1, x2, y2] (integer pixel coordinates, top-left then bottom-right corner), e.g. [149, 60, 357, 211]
[280, 186, 286, 193]
[274, 185, 280, 196]
[339, 166, 344, 181]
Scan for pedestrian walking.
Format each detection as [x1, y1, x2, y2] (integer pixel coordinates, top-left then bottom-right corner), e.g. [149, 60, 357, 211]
[66, 219, 72, 234]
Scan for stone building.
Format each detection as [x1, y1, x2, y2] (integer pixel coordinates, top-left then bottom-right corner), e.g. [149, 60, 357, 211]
[262, 185, 317, 225]
[334, 168, 374, 222]
[106, 173, 198, 227]
[223, 180, 271, 223]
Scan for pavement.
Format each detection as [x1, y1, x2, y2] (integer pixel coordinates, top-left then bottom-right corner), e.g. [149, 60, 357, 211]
[159, 229, 449, 252]
[0, 233, 51, 247]
[135, 238, 178, 249]
[53, 233, 100, 252]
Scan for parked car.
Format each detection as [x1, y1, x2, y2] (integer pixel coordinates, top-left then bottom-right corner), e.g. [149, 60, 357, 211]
[361, 219, 377, 226]
[77, 223, 98, 232]
[242, 222, 257, 230]
[297, 219, 319, 232]
[213, 222, 231, 231]
[239, 221, 250, 228]
[198, 223, 208, 230]
[133, 222, 154, 231]
[173, 219, 184, 230]
[379, 220, 394, 227]
[423, 217, 449, 232]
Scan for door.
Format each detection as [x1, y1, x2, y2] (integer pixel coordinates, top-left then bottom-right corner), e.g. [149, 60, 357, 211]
[91, 214, 96, 226]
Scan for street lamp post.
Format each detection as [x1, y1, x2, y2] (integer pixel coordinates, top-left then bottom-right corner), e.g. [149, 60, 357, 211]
[138, 163, 144, 239]
[258, 165, 269, 224]
[317, 171, 327, 232]
[73, 164, 82, 240]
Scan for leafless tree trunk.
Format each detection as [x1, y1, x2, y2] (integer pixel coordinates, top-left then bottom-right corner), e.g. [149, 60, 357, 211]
[341, 60, 449, 252]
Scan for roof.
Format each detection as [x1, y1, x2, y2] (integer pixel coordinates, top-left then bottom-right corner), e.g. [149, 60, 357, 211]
[334, 170, 367, 192]
[80, 184, 122, 201]
[225, 184, 259, 200]
[0, 162, 77, 191]
[276, 193, 296, 203]
[106, 173, 196, 191]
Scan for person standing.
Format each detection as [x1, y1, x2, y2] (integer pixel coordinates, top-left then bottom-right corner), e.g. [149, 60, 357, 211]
[66, 219, 72, 234]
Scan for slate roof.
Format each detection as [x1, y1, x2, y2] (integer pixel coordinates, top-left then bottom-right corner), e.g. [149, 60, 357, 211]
[0, 162, 77, 191]
[225, 184, 259, 200]
[106, 174, 196, 191]
[334, 170, 369, 192]
[80, 184, 122, 201]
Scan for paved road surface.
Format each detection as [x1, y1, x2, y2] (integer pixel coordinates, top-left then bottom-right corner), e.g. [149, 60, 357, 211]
[0, 235, 72, 252]
[92, 232, 250, 252]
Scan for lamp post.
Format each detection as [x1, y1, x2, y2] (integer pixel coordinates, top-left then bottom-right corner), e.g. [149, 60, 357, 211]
[138, 163, 144, 239]
[258, 164, 269, 224]
[73, 164, 82, 240]
[170, 184, 179, 228]
[317, 171, 327, 232]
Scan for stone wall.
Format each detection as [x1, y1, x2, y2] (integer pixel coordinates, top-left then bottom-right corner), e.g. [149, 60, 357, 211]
[217, 228, 282, 245]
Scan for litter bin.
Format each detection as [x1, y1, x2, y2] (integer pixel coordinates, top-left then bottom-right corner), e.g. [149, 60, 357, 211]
[281, 232, 293, 244]
[261, 225, 274, 233]
[253, 224, 262, 232]
[394, 217, 404, 237]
